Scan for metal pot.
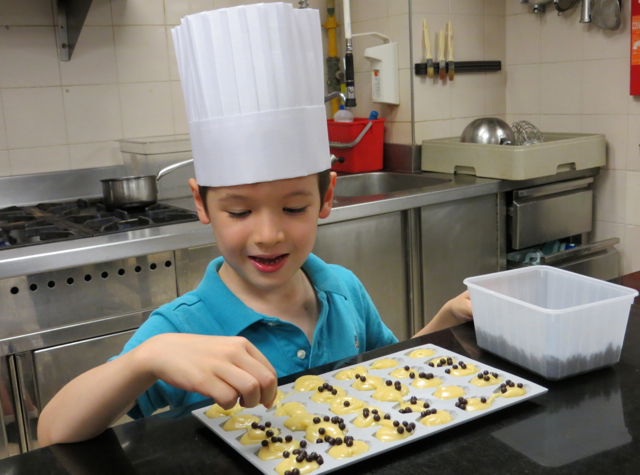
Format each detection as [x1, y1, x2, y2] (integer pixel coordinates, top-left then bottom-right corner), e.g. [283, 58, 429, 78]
[101, 159, 193, 209]
[460, 117, 516, 145]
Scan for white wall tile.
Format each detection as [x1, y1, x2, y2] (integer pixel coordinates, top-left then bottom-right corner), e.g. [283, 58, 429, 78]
[415, 120, 451, 142]
[582, 6, 630, 61]
[0, 93, 7, 151]
[626, 171, 640, 225]
[63, 85, 123, 144]
[9, 146, 70, 175]
[2, 87, 67, 149]
[111, 0, 166, 25]
[623, 224, 640, 274]
[506, 114, 540, 126]
[386, 121, 413, 144]
[0, 27, 61, 88]
[59, 27, 118, 86]
[485, 0, 506, 16]
[69, 142, 123, 170]
[414, 75, 451, 121]
[628, 115, 640, 171]
[582, 59, 629, 115]
[450, 15, 485, 61]
[592, 220, 625, 253]
[593, 169, 627, 224]
[629, 96, 640, 115]
[451, 73, 485, 118]
[119, 82, 175, 138]
[164, 0, 216, 24]
[352, 18, 389, 73]
[485, 15, 506, 62]
[506, 14, 540, 65]
[388, 14, 411, 70]
[171, 81, 189, 135]
[354, 0, 388, 21]
[0, 0, 53, 26]
[581, 115, 627, 170]
[540, 62, 582, 115]
[449, 0, 483, 15]
[0, 152, 9, 177]
[539, 114, 581, 133]
[388, 0, 409, 16]
[84, 0, 114, 26]
[486, 71, 506, 115]
[412, 0, 449, 15]
[540, 7, 582, 63]
[506, 64, 540, 114]
[114, 26, 171, 83]
[451, 116, 483, 136]
[506, 1, 529, 15]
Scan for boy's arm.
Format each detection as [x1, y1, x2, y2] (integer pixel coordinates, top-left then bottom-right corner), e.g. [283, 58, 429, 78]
[413, 291, 473, 337]
[38, 334, 278, 447]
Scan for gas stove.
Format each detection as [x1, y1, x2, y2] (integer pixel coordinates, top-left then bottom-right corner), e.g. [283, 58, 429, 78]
[0, 198, 199, 250]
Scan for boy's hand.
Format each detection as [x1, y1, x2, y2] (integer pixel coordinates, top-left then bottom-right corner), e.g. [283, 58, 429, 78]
[413, 290, 473, 337]
[140, 334, 278, 409]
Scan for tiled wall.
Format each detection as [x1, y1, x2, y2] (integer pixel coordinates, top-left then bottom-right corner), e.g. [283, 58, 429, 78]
[0, 0, 328, 177]
[506, 0, 639, 274]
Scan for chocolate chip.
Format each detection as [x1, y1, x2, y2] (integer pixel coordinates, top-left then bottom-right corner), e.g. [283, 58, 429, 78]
[316, 438, 323, 443]
[483, 370, 489, 375]
[517, 383, 523, 388]
[346, 439, 353, 447]
[398, 408, 405, 414]
[251, 422, 258, 429]
[283, 450, 290, 458]
[296, 454, 304, 463]
[318, 428, 325, 435]
[325, 436, 333, 443]
[292, 468, 301, 475]
[410, 422, 416, 429]
[492, 372, 498, 378]
[328, 438, 335, 446]
[355, 374, 360, 379]
[410, 396, 417, 404]
[293, 449, 301, 454]
[317, 386, 324, 392]
[261, 440, 269, 447]
[404, 365, 410, 371]
[339, 423, 346, 430]
[484, 376, 490, 381]
[393, 420, 400, 427]
[481, 397, 487, 403]
[410, 372, 415, 378]
[335, 437, 343, 446]
[384, 414, 391, 420]
[419, 372, 426, 378]
[331, 389, 338, 395]
[406, 426, 413, 433]
[423, 402, 430, 408]
[363, 408, 370, 418]
[500, 383, 507, 389]
[327, 385, 333, 391]
[271, 437, 278, 443]
[310, 451, 318, 460]
[386, 380, 392, 386]
[458, 397, 465, 402]
[299, 440, 307, 448]
[331, 416, 338, 424]
[284, 471, 292, 475]
[266, 430, 274, 437]
[428, 373, 434, 379]
[509, 382, 515, 387]
[317, 456, 324, 465]
[445, 369, 451, 374]
[455, 402, 460, 408]
[431, 409, 437, 415]
[404, 407, 412, 413]
[452, 364, 458, 370]
[323, 415, 330, 422]
[285, 435, 293, 442]
[501, 387, 507, 393]
[371, 409, 378, 414]
[477, 372, 483, 379]
[421, 411, 428, 417]
[374, 414, 381, 421]
[360, 375, 366, 382]
[323, 383, 329, 388]
[506, 379, 512, 385]
[460, 363, 467, 369]
[265, 421, 272, 428]
[258, 425, 265, 431]
[446, 358, 453, 364]
[428, 362, 434, 368]
[402, 421, 408, 427]
[313, 417, 321, 424]
[440, 358, 446, 364]
[397, 426, 405, 434]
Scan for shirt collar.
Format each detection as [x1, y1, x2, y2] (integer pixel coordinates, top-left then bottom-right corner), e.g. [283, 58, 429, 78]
[196, 254, 347, 336]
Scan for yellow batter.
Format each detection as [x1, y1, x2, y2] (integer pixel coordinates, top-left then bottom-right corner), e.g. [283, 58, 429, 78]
[351, 375, 384, 391]
[275, 457, 320, 475]
[305, 420, 347, 442]
[205, 401, 243, 418]
[398, 397, 428, 413]
[293, 375, 325, 392]
[310, 385, 346, 404]
[462, 394, 499, 412]
[500, 384, 527, 398]
[433, 386, 466, 400]
[428, 356, 456, 367]
[470, 372, 503, 387]
[222, 414, 260, 431]
[420, 409, 453, 427]
[447, 363, 477, 377]
[370, 358, 399, 370]
[330, 396, 366, 415]
[276, 401, 307, 418]
[375, 420, 415, 442]
[256, 439, 300, 461]
[327, 440, 369, 459]
[279, 403, 314, 431]
[371, 382, 409, 403]
[334, 365, 368, 380]
[389, 366, 414, 379]
[351, 407, 385, 428]
[239, 425, 281, 445]
[410, 376, 443, 389]
[408, 348, 436, 359]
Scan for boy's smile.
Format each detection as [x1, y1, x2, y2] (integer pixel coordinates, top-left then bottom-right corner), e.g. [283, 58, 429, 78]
[189, 173, 336, 298]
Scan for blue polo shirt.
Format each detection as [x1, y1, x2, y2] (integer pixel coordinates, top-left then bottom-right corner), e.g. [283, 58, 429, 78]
[114, 253, 398, 418]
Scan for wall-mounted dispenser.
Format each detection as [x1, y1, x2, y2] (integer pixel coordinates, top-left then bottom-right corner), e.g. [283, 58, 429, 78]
[352, 32, 399, 105]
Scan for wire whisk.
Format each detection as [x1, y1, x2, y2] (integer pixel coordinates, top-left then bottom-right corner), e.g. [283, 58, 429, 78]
[511, 120, 544, 146]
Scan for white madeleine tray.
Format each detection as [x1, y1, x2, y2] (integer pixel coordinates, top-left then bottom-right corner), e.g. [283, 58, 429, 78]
[193, 344, 547, 475]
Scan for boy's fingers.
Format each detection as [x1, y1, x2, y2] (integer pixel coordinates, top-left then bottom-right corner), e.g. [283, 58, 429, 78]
[211, 361, 263, 408]
[202, 378, 240, 410]
[242, 343, 279, 406]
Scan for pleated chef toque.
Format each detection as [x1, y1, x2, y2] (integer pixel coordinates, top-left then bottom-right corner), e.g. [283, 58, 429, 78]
[172, 3, 330, 187]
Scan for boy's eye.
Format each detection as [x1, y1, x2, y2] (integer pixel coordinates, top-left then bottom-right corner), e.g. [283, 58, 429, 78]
[227, 210, 251, 218]
[284, 206, 308, 215]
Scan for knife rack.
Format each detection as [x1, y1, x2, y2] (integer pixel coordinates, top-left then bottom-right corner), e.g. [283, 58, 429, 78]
[414, 61, 502, 76]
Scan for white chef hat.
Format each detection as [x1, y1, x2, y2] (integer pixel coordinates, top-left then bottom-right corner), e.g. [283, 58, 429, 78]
[172, 3, 330, 187]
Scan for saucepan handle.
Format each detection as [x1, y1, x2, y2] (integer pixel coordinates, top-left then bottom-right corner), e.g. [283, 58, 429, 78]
[156, 159, 194, 183]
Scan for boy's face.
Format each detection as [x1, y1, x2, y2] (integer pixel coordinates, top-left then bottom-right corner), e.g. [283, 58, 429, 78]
[189, 173, 336, 293]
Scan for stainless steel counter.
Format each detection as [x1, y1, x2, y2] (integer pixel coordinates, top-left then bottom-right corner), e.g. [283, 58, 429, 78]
[0, 168, 599, 280]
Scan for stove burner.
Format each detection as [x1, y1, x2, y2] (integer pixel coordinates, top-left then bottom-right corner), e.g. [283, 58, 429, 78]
[37, 202, 80, 216]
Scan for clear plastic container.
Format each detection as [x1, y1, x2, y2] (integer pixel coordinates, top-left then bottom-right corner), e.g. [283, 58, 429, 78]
[333, 105, 354, 122]
[464, 266, 638, 380]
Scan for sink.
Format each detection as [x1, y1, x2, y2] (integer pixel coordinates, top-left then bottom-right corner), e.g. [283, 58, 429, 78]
[334, 172, 451, 198]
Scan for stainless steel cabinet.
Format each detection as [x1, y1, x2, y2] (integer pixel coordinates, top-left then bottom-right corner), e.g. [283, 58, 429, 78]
[314, 212, 409, 340]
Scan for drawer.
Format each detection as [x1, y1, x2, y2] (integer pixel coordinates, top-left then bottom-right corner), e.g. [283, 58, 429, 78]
[510, 178, 593, 250]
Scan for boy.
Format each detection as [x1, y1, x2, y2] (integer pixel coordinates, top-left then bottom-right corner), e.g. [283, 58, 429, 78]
[38, 4, 471, 446]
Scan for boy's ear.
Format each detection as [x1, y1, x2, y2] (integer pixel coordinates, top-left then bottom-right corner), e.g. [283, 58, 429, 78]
[318, 171, 337, 219]
[189, 178, 211, 225]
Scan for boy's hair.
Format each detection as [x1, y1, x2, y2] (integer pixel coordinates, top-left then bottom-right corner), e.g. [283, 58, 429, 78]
[199, 169, 332, 213]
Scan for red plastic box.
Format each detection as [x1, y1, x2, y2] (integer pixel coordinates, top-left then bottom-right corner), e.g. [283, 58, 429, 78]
[328, 118, 385, 173]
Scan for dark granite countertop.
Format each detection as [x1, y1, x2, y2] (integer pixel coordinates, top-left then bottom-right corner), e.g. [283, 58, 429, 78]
[2, 304, 639, 475]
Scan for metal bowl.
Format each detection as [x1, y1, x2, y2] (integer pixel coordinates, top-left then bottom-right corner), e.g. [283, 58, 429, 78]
[460, 118, 516, 145]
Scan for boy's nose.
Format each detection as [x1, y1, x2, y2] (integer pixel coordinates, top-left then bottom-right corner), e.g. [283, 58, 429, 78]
[253, 213, 285, 247]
